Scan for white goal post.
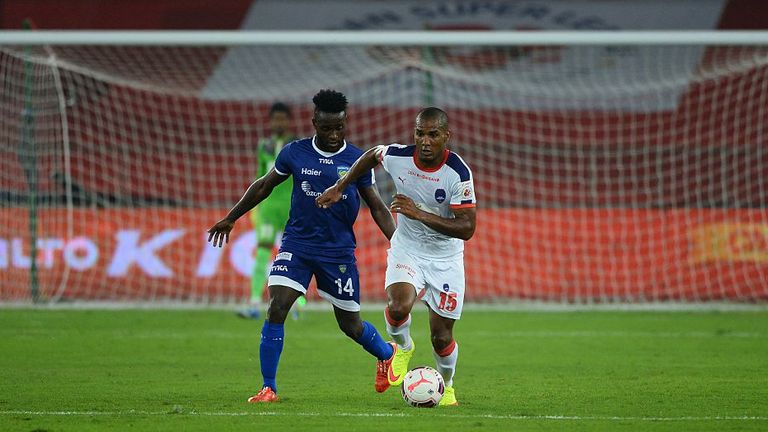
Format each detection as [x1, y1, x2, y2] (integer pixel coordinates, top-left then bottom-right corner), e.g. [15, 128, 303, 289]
[2, 30, 768, 45]
[1, 30, 768, 305]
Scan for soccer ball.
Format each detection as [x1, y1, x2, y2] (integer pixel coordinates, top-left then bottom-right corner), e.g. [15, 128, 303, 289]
[400, 366, 444, 408]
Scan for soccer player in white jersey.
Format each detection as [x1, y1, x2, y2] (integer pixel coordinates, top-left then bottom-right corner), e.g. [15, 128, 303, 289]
[316, 107, 476, 406]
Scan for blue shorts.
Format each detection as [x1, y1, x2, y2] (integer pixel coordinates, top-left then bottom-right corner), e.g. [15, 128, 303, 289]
[267, 248, 360, 312]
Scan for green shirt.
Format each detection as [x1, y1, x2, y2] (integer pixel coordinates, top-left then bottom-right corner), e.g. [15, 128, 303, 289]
[255, 134, 294, 224]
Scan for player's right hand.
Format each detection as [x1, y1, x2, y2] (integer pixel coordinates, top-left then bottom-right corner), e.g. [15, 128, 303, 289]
[316, 185, 342, 209]
[207, 218, 235, 247]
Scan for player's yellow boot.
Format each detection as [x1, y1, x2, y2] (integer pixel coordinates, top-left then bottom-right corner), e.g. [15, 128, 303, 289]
[439, 386, 458, 407]
[387, 339, 415, 386]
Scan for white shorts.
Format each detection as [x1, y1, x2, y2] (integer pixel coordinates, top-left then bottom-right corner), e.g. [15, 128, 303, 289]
[384, 247, 465, 320]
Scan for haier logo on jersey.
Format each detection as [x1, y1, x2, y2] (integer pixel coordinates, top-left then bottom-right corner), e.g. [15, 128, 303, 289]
[301, 168, 322, 176]
[435, 189, 446, 203]
[337, 166, 350, 178]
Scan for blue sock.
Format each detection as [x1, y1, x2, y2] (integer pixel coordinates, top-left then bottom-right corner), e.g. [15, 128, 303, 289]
[355, 321, 394, 361]
[260, 321, 284, 393]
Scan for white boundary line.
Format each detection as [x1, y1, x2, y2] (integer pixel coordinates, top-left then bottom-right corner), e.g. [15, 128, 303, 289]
[1, 410, 766, 421]
[2, 330, 761, 340]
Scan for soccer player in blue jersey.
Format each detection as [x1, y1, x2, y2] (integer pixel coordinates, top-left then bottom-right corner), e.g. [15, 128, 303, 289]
[207, 90, 397, 403]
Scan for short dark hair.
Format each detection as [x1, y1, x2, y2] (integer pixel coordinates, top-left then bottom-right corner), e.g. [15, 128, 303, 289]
[312, 89, 348, 114]
[269, 102, 291, 117]
[417, 107, 449, 129]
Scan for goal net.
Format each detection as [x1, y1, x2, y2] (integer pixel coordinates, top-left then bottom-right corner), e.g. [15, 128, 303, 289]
[2, 32, 767, 304]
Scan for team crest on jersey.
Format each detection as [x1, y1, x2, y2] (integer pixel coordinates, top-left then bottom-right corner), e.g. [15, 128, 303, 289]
[339, 265, 347, 273]
[443, 283, 450, 292]
[337, 166, 350, 178]
[434, 189, 447, 203]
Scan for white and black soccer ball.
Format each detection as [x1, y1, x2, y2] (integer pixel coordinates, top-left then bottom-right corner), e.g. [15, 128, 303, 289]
[400, 366, 444, 408]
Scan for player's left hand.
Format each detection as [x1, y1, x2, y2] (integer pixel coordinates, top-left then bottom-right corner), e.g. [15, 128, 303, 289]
[316, 184, 343, 209]
[207, 218, 235, 247]
[390, 194, 420, 219]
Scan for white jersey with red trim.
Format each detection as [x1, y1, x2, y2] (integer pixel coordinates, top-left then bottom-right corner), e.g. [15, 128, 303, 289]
[376, 143, 476, 259]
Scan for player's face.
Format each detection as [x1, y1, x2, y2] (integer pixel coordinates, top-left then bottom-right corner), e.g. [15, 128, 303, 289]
[312, 111, 346, 152]
[270, 112, 291, 137]
[414, 118, 450, 166]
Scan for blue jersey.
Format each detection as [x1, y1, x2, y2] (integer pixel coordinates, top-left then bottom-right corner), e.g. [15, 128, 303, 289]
[273, 136, 374, 262]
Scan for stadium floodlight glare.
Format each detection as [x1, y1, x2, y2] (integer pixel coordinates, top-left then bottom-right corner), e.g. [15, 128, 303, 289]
[1, 31, 767, 305]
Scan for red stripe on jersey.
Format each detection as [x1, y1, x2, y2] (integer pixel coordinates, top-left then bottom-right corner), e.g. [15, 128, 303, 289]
[450, 203, 476, 209]
[435, 339, 457, 357]
[413, 149, 450, 172]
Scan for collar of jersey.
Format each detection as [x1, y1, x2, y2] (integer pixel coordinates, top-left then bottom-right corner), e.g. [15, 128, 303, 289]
[413, 149, 450, 173]
[312, 136, 347, 157]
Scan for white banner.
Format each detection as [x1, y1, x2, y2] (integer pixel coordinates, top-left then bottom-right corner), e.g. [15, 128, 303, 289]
[202, 0, 727, 111]
[242, 0, 724, 31]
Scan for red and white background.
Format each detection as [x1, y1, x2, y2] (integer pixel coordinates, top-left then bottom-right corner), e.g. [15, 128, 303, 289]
[1, 0, 767, 303]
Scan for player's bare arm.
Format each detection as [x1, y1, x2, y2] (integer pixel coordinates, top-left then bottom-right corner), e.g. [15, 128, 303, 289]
[207, 168, 287, 247]
[359, 185, 396, 240]
[316, 146, 382, 209]
[390, 193, 476, 241]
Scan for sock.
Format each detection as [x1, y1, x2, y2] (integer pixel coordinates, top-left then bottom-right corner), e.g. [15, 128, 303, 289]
[385, 307, 413, 351]
[251, 247, 273, 304]
[355, 321, 395, 361]
[433, 340, 458, 387]
[259, 321, 284, 392]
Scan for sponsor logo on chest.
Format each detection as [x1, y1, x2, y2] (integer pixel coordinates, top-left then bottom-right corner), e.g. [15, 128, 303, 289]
[407, 169, 440, 182]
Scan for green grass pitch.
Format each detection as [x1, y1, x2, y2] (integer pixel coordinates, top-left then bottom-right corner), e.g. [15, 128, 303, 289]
[1, 308, 766, 431]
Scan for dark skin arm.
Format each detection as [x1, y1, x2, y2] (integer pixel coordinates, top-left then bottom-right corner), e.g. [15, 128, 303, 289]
[316, 146, 380, 208]
[317, 146, 476, 241]
[207, 169, 288, 247]
[359, 184, 396, 240]
[390, 194, 476, 241]
[316, 147, 394, 239]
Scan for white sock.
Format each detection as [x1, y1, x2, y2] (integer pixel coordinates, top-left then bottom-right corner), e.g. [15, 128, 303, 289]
[433, 340, 458, 387]
[384, 308, 413, 351]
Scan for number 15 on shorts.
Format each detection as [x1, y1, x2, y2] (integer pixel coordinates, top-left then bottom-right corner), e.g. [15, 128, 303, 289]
[438, 291, 458, 312]
[335, 278, 354, 297]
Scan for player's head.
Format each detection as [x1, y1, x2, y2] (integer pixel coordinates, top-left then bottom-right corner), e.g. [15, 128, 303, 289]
[414, 107, 451, 166]
[269, 102, 292, 137]
[312, 89, 348, 151]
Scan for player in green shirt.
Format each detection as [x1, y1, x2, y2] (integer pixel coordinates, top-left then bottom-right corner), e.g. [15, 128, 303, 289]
[238, 102, 306, 319]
